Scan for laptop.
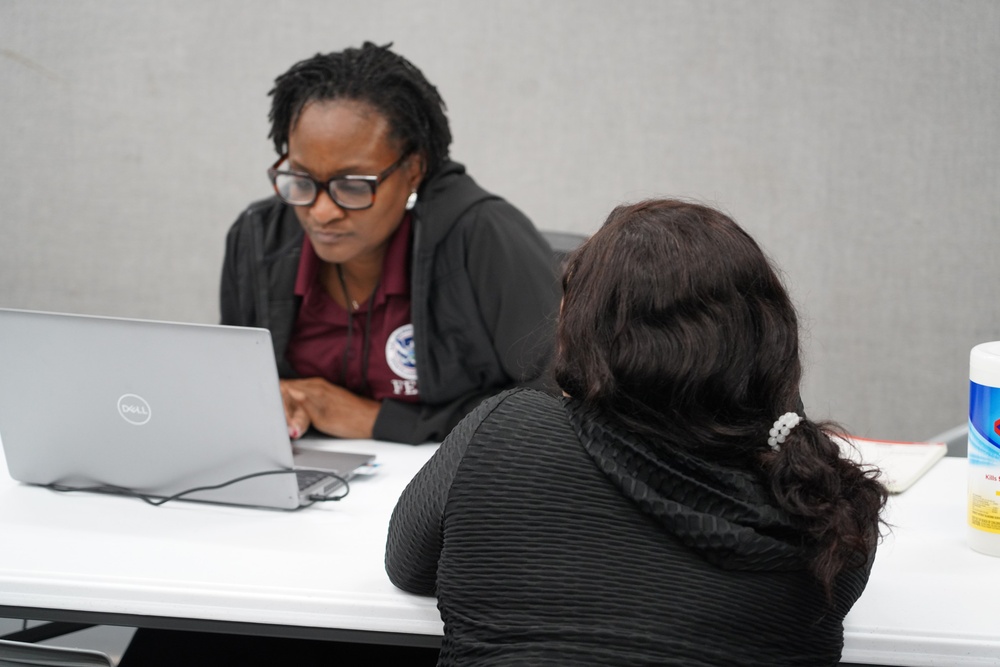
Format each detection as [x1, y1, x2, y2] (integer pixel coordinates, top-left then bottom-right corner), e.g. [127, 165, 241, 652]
[0, 308, 375, 510]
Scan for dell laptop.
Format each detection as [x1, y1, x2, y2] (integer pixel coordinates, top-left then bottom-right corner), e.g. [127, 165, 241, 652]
[0, 308, 374, 510]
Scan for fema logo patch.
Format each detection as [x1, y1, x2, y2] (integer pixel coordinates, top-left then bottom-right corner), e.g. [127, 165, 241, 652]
[385, 324, 418, 381]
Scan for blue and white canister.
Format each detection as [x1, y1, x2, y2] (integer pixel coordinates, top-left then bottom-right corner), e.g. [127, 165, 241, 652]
[968, 342, 1000, 556]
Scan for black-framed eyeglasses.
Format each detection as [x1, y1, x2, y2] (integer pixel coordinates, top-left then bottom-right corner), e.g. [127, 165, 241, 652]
[267, 152, 410, 210]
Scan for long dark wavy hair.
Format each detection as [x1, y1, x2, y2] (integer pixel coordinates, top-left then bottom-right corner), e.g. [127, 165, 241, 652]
[268, 42, 452, 179]
[554, 199, 887, 595]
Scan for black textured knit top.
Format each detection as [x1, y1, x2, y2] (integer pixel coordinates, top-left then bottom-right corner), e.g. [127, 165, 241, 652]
[385, 389, 872, 666]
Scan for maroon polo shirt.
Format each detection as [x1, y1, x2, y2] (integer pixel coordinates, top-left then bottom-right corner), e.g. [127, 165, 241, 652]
[285, 216, 419, 403]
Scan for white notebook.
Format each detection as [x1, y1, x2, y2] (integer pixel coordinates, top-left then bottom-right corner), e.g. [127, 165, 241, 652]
[837, 435, 948, 494]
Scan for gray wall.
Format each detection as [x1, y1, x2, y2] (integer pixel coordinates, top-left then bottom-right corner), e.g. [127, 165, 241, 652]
[2, 0, 997, 442]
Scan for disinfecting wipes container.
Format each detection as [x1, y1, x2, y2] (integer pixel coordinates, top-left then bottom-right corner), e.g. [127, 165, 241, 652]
[968, 342, 1000, 556]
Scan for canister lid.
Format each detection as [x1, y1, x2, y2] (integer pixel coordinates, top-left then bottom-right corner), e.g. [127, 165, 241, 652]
[970, 342, 1000, 386]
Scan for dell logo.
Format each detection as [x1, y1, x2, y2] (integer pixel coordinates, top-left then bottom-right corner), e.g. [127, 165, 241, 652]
[118, 394, 152, 425]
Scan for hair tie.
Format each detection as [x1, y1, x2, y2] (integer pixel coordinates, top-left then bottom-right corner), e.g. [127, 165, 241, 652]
[768, 412, 801, 451]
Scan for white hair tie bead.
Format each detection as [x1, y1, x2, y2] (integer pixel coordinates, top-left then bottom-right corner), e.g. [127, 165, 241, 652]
[767, 412, 801, 451]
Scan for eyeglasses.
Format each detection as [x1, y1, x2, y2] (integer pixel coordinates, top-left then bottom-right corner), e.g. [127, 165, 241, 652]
[267, 152, 410, 210]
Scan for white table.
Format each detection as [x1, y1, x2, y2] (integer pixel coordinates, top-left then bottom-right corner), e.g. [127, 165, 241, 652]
[842, 457, 1000, 666]
[0, 438, 443, 646]
[1, 440, 997, 665]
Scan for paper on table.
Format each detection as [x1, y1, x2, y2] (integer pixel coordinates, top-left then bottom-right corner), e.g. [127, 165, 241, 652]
[836, 436, 949, 494]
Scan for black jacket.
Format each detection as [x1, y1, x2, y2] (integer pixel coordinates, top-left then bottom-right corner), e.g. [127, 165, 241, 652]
[220, 161, 560, 443]
[386, 389, 874, 665]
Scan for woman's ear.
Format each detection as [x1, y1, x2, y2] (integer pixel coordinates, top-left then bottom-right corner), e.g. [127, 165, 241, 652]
[406, 153, 427, 191]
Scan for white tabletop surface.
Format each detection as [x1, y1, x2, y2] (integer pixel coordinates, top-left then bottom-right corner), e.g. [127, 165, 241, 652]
[2, 436, 997, 665]
[842, 456, 1000, 666]
[0, 436, 444, 639]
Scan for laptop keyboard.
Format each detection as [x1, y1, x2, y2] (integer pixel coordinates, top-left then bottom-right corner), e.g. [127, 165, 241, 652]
[296, 469, 332, 491]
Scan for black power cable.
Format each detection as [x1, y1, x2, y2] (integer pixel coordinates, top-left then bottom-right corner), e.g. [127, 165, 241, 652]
[44, 468, 350, 510]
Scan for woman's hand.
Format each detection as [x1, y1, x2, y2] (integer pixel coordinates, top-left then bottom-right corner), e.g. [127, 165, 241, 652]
[279, 378, 380, 440]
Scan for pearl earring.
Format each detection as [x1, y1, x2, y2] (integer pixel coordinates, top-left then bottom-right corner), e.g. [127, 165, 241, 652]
[405, 191, 418, 211]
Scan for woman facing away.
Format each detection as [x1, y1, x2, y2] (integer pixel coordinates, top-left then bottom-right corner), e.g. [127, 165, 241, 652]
[386, 199, 888, 666]
[220, 42, 559, 445]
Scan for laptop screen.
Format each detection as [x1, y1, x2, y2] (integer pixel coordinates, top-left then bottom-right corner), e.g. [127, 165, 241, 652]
[0, 308, 334, 509]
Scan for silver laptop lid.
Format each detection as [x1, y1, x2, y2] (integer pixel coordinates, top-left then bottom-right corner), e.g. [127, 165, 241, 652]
[0, 308, 304, 509]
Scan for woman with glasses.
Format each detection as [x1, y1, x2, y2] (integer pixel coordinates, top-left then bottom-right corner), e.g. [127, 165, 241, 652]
[120, 42, 556, 666]
[220, 42, 559, 445]
[386, 199, 888, 666]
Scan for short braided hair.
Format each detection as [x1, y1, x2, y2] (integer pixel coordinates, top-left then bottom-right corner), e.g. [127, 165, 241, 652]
[268, 42, 452, 178]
